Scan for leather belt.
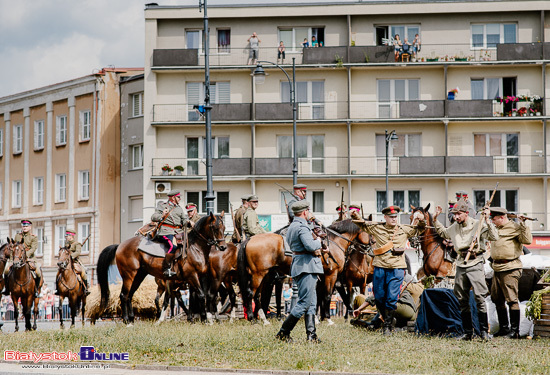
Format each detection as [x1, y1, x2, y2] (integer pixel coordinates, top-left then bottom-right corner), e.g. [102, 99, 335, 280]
[493, 258, 517, 264]
[161, 223, 182, 229]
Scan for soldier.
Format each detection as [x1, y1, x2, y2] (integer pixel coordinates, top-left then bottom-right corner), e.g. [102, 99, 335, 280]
[456, 190, 476, 218]
[352, 206, 425, 335]
[186, 203, 201, 228]
[151, 189, 188, 278]
[489, 207, 532, 339]
[3, 220, 41, 298]
[334, 205, 348, 222]
[242, 195, 267, 238]
[349, 204, 361, 217]
[447, 200, 457, 224]
[276, 200, 327, 342]
[232, 195, 250, 243]
[59, 229, 90, 296]
[286, 184, 307, 223]
[434, 199, 498, 341]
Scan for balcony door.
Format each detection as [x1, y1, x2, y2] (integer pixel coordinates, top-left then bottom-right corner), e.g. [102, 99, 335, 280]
[377, 79, 419, 119]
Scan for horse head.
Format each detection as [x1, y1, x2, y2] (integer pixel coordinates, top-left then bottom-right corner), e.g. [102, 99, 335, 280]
[11, 237, 27, 269]
[193, 211, 227, 251]
[410, 203, 432, 226]
[57, 246, 73, 270]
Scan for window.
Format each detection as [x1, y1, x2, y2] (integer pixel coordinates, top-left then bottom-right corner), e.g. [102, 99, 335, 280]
[279, 27, 325, 50]
[377, 79, 420, 118]
[13, 124, 23, 154]
[56, 115, 67, 146]
[12, 180, 22, 208]
[474, 189, 517, 212]
[186, 30, 202, 50]
[33, 177, 44, 205]
[186, 136, 229, 176]
[0, 128, 3, 156]
[471, 78, 502, 100]
[281, 81, 325, 120]
[217, 29, 230, 53]
[129, 196, 143, 221]
[376, 190, 420, 213]
[187, 82, 230, 121]
[80, 110, 91, 141]
[474, 133, 518, 172]
[132, 93, 144, 117]
[277, 135, 324, 173]
[34, 120, 44, 150]
[78, 222, 90, 254]
[131, 144, 144, 169]
[187, 137, 199, 175]
[375, 25, 420, 46]
[36, 227, 44, 257]
[78, 170, 90, 200]
[471, 23, 516, 49]
[55, 173, 66, 202]
[186, 191, 229, 214]
[55, 225, 66, 255]
[376, 133, 421, 157]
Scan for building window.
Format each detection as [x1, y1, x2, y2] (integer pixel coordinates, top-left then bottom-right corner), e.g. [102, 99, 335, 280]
[131, 144, 144, 169]
[0, 128, 3, 157]
[376, 25, 420, 46]
[280, 190, 324, 213]
[12, 180, 22, 208]
[217, 29, 231, 53]
[186, 30, 202, 50]
[78, 170, 90, 200]
[129, 196, 143, 222]
[186, 191, 229, 214]
[80, 110, 91, 141]
[186, 136, 230, 175]
[36, 227, 44, 257]
[56, 115, 67, 146]
[474, 133, 518, 172]
[278, 135, 324, 173]
[132, 93, 144, 117]
[279, 27, 325, 50]
[376, 190, 420, 214]
[33, 177, 44, 205]
[376, 133, 421, 158]
[55, 173, 66, 202]
[55, 225, 66, 256]
[378, 79, 420, 119]
[78, 222, 91, 254]
[471, 23, 517, 49]
[34, 120, 45, 150]
[13, 124, 23, 154]
[474, 189, 517, 212]
[281, 81, 325, 120]
[187, 82, 230, 121]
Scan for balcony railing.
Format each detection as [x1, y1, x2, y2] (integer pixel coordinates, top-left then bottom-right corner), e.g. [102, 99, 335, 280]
[151, 43, 550, 68]
[151, 155, 546, 177]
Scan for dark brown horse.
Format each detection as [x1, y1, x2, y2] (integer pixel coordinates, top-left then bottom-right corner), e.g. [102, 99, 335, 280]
[6, 238, 40, 331]
[56, 246, 87, 328]
[97, 212, 226, 324]
[410, 204, 454, 279]
[206, 242, 239, 323]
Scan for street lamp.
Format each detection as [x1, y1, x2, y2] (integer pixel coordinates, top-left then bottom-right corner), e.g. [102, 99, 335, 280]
[253, 58, 298, 186]
[385, 129, 398, 202]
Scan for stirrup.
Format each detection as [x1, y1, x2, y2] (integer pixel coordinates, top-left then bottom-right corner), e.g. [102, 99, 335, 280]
[163, 269, 176, 278]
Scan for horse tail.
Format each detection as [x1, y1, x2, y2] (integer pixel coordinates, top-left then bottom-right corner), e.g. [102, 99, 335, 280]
[97, 244, 118, 311]
[237, 239, 252, 302]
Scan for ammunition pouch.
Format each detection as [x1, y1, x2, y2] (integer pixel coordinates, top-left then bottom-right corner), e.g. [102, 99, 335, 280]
[391, 248, 406, 256]
[372, 241, 393, 256]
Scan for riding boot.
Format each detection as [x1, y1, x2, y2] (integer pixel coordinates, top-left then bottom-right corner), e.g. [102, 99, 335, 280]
[493, 308, 510, 337]
[83, 279, 91, 296]
[2, 275, 9, 296]
[478, 311, 490, 341]
[456, 311, 473, 341]
[305, 314, 321, 343]
[33, 275, 41, 298]
[276, 314, 300, 342]
[162, 253, 177, 278]
[383, 309, 395, 336]
[505, 309, 521, 339]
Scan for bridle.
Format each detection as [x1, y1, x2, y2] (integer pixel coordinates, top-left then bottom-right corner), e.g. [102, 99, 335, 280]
[192, 215, 226, 251]
[57, 248, 78, 291]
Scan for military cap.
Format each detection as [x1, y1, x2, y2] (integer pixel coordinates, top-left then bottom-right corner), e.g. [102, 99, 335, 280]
[490, 207, 508, 217]
[21, 220, 32, 225]
[451, 199, 469, 213]
[382, 206, 401, 216]
[186, 203, 197, 211]
[455, 190, 468, 197]
[336, 205, 347, 212]
[247, 195, 259, 202]
[349, 204, 361, 212]
[448, 200, 456, 206]
[167, 189, 181, 197]
[291, 200, 310, 214]
[241, 194, 251, 201]
[65, 229, 77, 235]
[293, 184, 307, 190]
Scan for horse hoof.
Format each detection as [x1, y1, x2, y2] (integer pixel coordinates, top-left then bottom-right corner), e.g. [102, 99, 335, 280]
[126, 323, 133, 328]
[327, 319, 335, 326]
[263, 320, 271, 326]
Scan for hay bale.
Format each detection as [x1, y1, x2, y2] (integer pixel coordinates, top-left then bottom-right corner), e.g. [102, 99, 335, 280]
[86, 277, 159, 322]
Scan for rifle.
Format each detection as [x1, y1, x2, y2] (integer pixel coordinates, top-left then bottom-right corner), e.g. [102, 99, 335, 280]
[339, 187, 345, 221]
[230, 203, 241, 242]
[81, 234, 92, 248]
[276, 182, 299, 201]
[507, 213, 538, 221]
[283, 193, 292, 224]
[464, 182, 499, 264]
[152, 203, 176, 238]
[361, 203, 365, 220]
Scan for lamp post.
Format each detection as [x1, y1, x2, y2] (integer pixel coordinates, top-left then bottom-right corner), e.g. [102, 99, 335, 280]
[253, 58, 297, 186]
[385, 129, 398, 202]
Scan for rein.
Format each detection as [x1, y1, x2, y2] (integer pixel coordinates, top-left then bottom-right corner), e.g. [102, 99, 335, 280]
[191, 216, 225, 250]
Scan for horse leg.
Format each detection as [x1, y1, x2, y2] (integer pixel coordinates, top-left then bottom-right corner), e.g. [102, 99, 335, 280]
[13, 295, 19, 332]
[70, 296, 77, 328]
[32, 297, 39, 330]
[59, 296, 64, 329]
[127, 269, 148, 324]
[227, 284, 237, 323]
[155, 291, 170, 325]
[154, 284, 165, 320]
[275, 278, 283, 321]
[24, 298, 33, 331]
[81, 294, 87, 327]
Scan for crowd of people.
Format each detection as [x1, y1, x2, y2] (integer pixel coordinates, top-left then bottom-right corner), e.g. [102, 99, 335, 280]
[0, 284, 73, 322]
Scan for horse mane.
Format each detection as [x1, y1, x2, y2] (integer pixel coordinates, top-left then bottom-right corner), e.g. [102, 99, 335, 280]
[274, 224, 289, 235]
[328, 219, 360, 236]
[188, 214, 222, 243]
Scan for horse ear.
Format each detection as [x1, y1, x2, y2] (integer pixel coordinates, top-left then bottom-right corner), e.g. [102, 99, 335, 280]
[410, 204, 416, 211]
[220, 210, 225, 217]
[368, 214, 373, 221]
[209, 211, 215, 219]
[7, 237, 11, 244]
[424, 203, 431, 212]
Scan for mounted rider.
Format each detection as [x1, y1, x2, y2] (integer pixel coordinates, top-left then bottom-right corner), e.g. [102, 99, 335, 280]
[151, 189, 188, 278]
[232, 194, 250, 243]
[58, 228, 90, 296]
[286, 184, 307, 223]
[3, 220, 42, 298]
[186, 203, 201, 229]
[242, 195, 267, 238]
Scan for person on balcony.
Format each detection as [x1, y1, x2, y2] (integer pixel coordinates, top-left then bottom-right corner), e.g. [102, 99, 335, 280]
[247, 32, 261, 65]
[277, 41, 286, 64]
[393, 34, 403, 62]
[412, 34, 421, 58]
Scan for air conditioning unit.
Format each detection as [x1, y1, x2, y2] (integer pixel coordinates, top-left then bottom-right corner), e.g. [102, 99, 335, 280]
[155, 182, 171, 194]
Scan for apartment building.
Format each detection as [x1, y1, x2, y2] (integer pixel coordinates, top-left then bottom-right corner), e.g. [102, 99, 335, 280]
[0, 68, 142, 286]
[144, 1, 550, 254]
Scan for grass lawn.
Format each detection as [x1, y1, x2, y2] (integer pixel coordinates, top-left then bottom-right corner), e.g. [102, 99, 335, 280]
[1, 317, 549, 374]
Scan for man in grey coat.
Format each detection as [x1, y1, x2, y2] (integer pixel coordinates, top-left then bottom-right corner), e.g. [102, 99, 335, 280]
[276, 200, 328, 343]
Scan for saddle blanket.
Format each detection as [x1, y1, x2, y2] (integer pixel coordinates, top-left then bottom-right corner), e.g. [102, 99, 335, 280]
[138, 237, 167, 258]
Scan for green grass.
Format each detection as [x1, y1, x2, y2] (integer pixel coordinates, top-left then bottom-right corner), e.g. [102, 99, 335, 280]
[1, 318, 549, 374]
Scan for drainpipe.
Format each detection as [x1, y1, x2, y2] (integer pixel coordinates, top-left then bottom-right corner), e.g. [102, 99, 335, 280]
[541, 10, 545, 43]
[444, 119, 449, 173]
[347, 121, 351, 175]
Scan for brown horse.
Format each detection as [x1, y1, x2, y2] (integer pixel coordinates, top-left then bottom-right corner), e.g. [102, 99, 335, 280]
[410, 204, 454, 279]
[97, 212, 226, 324]
[206, 242, 239, 323]
[0, 242, 12, 292]
[56, 246, 87, 329]
[6, 237, 40, 331]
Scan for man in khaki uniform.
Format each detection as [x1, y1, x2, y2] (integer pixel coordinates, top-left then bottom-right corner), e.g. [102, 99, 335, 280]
[61, 228, 90, 296]
[242, 195, 267, 238]
[3, 220, 42, 298]
[232, 195, 250, 243]
[352, 206, 425, 335]
[434, 199, 498, 340]
[186, 203, 201, 229]
[489, 207, 532, 339]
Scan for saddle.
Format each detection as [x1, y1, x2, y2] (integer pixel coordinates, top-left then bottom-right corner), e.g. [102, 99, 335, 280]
[137, 222, 156, 237]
